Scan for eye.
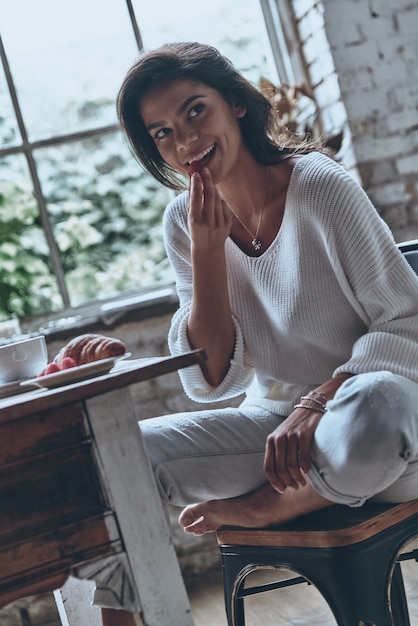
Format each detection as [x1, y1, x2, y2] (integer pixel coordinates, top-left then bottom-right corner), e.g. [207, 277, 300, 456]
[153, 127, 171, 140]
[189, 102, 205, 118]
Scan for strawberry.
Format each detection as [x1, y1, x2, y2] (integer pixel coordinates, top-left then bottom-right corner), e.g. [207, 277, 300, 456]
[188, 160, 204, 176]
[45, 362, 61, 375]
[60, 356, 77, 370]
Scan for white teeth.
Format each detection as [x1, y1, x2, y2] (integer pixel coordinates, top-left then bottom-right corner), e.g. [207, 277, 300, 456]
[188, 144, 215, 165]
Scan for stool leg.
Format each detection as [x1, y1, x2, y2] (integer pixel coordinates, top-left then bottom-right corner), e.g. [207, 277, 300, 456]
[232, 583, 246, 626]
[288, 545, 398, 626]
[221, 554, 248, 626]
[390, 562, 410, 626]
[313, 562, 393, 626]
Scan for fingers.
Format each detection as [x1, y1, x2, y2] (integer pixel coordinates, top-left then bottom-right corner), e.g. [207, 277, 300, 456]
[284, 432, 308, 487]
[297, 431, 312, 473]
[200, 169, 218, 228]
[188, 169, 211, 223]
[189, 168, 231, 232]
[264, 433, 305, 492]
[188, 171, 203, 219]
[264, 410, 320, 493]
[264, 436, 287, 493]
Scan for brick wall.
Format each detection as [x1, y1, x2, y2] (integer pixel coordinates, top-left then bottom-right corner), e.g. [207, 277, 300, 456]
[290, 0, 418, 241]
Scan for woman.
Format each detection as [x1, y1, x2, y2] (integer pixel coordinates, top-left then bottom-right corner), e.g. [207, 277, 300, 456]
[102, 41, 418, 624]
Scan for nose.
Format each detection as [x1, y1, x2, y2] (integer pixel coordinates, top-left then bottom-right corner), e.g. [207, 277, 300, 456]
[175, 124, 198, 152]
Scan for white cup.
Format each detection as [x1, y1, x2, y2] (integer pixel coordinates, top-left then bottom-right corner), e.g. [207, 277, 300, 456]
[0, 335, 48, 384]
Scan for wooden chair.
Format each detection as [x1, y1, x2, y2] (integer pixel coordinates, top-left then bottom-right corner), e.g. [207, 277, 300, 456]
[217, 240, 418, 626]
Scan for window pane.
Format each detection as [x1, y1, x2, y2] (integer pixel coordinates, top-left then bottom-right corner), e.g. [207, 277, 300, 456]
[0, 63, 22, 148]
[0, 0, 140, 141]
[0, 155, 63, 320]
[132, 0, 278, 84]
[34, 131, 174, 307]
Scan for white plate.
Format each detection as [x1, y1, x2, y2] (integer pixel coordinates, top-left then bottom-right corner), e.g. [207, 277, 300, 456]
[0, 378, 40, 399]
[112, 356, 162, 370]
[21, 353, 131, 390]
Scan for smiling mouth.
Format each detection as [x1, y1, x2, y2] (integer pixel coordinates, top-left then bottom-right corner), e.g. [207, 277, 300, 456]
[186, 144, 216, 172]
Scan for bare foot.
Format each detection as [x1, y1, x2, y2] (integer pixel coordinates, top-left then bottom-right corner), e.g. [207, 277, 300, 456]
[178, 480, 331, 534]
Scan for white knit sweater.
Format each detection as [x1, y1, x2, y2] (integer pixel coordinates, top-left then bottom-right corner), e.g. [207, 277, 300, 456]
[164, 152, 418, 416]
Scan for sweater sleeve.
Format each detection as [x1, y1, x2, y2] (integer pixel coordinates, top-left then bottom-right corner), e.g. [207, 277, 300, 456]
[163, 194, 255, 402]
[304, 153, 418, 382]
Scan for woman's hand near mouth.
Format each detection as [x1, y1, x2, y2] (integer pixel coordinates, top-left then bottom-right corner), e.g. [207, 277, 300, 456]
[186, 167, 235, 387]
[188, 167, 232, 255]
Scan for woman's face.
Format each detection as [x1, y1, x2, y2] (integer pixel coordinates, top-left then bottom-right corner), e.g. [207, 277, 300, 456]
[139, 79, 246, 184]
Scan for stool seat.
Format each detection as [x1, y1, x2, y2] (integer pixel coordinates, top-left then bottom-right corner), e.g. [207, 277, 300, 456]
[217, 499, 418, 626]
[217, 499, 418, 548]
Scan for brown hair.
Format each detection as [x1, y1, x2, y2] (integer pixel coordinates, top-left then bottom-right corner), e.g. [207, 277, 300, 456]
[117, 41, 301, 190]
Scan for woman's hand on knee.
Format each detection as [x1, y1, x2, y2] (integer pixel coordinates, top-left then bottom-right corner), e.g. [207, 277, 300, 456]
[263, 408, 323, 493]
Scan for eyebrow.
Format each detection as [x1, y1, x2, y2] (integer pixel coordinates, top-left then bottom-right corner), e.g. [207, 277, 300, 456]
[146, 94, 205, 131]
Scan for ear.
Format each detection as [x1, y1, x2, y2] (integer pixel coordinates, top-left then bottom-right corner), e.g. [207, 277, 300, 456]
[234, 103, 247, 118]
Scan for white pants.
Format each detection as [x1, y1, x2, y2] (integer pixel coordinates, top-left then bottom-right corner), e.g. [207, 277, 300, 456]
[141, 371, 418, 507]
[86, 371, 418, 610]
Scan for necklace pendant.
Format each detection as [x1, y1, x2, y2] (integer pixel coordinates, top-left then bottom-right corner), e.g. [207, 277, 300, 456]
[252, 238, 262, 251]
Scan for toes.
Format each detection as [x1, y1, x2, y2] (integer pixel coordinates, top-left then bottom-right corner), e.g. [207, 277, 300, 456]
[184, 517, 206, 534]
[178, 504, 202, 528]
[184, 517, 214, 535]
[179, 502, 219, 535]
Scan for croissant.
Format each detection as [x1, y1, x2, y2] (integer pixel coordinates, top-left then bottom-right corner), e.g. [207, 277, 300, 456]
[55, 333, 127, 367]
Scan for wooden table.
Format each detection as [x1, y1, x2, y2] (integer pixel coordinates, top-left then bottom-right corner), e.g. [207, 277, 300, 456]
[0, 349, 206, 625]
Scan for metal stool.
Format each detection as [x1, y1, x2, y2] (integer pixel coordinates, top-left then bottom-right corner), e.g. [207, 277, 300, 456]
[217, 499, 418, 626]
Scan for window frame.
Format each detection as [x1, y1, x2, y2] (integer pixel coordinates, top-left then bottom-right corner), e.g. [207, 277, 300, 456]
[0, 0, 300, 323]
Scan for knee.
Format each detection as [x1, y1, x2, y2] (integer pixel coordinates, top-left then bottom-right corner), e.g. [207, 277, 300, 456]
[311, 372, 418, 502]
[332, 371, 417, 432]
[316, 372, 418, 467]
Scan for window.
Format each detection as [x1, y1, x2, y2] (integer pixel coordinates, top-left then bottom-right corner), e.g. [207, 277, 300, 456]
[0, 0, 282, 322]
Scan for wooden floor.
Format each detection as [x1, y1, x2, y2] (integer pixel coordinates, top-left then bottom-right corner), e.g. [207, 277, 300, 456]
[1, 557, 418, 625]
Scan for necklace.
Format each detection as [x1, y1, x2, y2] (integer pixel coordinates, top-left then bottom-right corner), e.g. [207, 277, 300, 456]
[226, 168, 269, 251]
